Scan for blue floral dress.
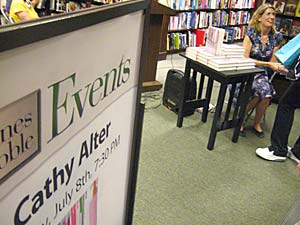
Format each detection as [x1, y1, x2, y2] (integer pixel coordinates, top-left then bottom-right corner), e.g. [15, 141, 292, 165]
[246, 27, 283, 98]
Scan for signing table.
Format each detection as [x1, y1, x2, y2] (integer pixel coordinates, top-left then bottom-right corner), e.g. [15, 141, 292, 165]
[177, 53, 264, 150]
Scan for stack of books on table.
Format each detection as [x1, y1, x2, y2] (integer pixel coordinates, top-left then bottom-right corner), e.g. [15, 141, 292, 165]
[220, 43, 245, 57]
[185, 44, 255, 71]
[207, 57, 256, 71]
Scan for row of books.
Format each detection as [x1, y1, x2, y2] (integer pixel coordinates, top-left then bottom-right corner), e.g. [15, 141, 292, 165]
[223, 25, 247, 42]
[275, 17, 300, 37]
[167, 25, 247, 51]
[168, 10, 250, 30]
[167, 33, 188, 50]
[227, 10, 251, 25]
[167, 29, 206, 50]
[186, 44, 255, 71]
[268, 0, 300, 17]
[169, 11, 199, 30]
[170, 0, 255, 10]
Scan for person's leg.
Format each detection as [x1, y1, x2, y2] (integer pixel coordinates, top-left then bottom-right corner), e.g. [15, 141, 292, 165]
[253, 97, 270, 132]
[242, 96, 260, 128]
[256, 79, 300, 161]
[240, 96, 259, 136]
[269, 79, 300, 157]
[246, 96, 260, 113]
[251, 73, 273, 137]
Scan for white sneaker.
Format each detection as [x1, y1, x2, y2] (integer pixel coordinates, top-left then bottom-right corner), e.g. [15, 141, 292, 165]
[256, 147, 286, 161]
[287, 148, 300, 163]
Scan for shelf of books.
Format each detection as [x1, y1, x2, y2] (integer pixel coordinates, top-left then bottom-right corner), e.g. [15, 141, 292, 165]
[272, 0, 300, 41]
[166, 0, 255, 53]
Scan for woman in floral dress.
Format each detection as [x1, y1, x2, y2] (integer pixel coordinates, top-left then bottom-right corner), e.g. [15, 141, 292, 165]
[240, 3, 287, 138]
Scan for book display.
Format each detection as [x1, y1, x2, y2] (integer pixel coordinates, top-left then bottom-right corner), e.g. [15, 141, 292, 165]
[166, 0, 255, 53]
[186, 39, 256, 71]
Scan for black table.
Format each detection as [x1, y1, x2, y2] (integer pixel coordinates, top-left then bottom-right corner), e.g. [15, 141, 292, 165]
[177, 53, 265, 150]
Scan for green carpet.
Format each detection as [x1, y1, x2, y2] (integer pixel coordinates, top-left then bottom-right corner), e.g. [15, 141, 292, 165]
[132, 92, 300, 225]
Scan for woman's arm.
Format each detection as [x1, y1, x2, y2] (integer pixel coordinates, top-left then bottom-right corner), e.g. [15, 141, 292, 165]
[271, 42, 288, 73]
[270, 45, 281, 62]
[15, 11, 31, 21]
[243, 35, 252, 58]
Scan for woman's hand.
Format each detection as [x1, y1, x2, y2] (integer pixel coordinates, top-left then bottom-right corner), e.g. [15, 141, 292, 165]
[31, 0, 39, 7]
[268, 62, 289, 73]
[278, 64, 289, 74]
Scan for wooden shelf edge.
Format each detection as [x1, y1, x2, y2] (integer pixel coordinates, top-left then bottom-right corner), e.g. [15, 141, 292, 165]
[158, 51, 167, 61]
[150, 1, 177, 15]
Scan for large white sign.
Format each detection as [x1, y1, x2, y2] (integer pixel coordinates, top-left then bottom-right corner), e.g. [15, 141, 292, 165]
[0, 10, 144, 225]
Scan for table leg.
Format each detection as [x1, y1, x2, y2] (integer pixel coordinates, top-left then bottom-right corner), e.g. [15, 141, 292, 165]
[177, 60, 191, 128]
[202, 78, 213, 123]
[207, 83, 227, 150]
[232, 76, 254, 142]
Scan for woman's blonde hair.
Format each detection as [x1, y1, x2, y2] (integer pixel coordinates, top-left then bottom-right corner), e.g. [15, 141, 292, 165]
[249, 3, 276, 33]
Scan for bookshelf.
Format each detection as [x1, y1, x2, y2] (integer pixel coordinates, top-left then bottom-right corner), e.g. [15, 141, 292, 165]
[166, 0, 256, 53]
[263, 0, 300, 40]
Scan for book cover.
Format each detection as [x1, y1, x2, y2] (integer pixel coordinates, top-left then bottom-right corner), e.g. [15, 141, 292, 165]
[188, 31, 196, 47]
[174, 33, 180, 49]
[273, 0, 286, 14]
[275, 17, 282, 31]
[283, 0, 298, 16]
[170, 33, 175, 50]
[206, 26, 225, 55]
[279, 18, 293, 35]
[295, 0, 300, 17]
[290, 20, 300, 37]
[223, 27, 235, 43]
[195, 29, 206, 46]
